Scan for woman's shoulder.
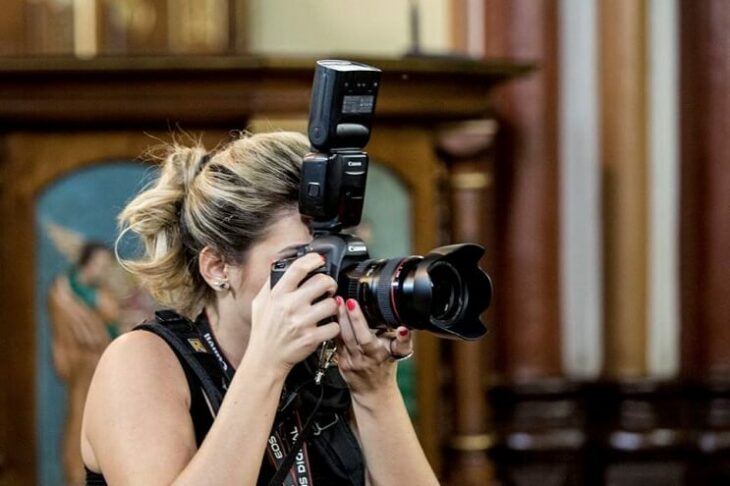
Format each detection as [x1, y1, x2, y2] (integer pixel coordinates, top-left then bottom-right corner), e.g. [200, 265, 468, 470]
[81, 330, 198, 479]
[85, 328, 192, 420]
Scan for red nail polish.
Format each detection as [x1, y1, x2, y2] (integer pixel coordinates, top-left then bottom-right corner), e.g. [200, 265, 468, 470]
[336, 296, 343, 306]
[346, 299, 356, 311]
[398, 328, 409, 337]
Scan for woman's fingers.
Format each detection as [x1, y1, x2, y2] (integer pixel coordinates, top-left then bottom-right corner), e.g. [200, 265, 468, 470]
[310, 321, 341, 343]
[389, 326, 413, 358]
[302, 295, 339, 325]
[294, 272, 338, 306]
[337, 296, 361, 355]
[344, 299, 388, 359]
[271, 252, 326, 293]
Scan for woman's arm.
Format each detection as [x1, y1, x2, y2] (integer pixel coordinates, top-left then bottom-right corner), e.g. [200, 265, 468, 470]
[351, 380, 438, 486]
[81, 330, 288, 486]
[335, 298, 439, 486]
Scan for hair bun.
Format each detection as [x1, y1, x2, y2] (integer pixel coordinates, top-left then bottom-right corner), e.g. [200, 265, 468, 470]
[117, 131, 308, 317]
[168, 146, 210, 192]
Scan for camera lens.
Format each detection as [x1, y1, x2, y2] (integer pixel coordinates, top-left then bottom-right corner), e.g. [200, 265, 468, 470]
[340, 243, 491, 340]
[343, 257, 413, 326]
[428, 262, 462, 323]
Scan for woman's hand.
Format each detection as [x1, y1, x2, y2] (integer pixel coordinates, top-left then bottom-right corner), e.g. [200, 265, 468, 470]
[248, 253, 341, 375]
[330, 299, 437, 486]
[335, 297, 414, 401]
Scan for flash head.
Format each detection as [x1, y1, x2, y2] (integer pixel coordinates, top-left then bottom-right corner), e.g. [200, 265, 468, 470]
[308, 60, 381, 152]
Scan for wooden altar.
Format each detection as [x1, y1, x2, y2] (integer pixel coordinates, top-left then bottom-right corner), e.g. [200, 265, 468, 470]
[0, 55, 529, 484]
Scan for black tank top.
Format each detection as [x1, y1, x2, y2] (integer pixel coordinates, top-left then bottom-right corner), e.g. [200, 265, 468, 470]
[85, 315, 365, 485]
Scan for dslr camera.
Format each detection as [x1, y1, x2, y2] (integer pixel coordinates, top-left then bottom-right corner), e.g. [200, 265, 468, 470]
[271, 60, 492, 340]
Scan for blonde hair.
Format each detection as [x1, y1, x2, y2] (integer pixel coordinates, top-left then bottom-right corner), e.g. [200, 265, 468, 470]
[117, 131, 309, 317]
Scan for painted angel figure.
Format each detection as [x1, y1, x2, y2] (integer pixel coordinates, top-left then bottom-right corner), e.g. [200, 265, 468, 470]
[45, 222, 154, 485]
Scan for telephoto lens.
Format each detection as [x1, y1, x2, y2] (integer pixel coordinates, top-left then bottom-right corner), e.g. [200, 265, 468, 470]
[341, 244, 492, 340]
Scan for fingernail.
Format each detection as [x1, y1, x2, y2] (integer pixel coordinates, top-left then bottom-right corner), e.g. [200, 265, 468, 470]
[336, 296, 343, 306]
[346, 299, 356, 311]
[398, 328, 409, 337]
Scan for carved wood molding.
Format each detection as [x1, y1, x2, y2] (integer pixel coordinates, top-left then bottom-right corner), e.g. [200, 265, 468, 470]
[0, 55, 532, 128]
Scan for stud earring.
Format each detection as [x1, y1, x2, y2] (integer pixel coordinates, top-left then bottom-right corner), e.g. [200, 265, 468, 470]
[215, 279, 230, 291]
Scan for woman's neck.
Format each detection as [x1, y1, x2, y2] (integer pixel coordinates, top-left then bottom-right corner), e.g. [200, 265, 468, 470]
[203, 303, 250, 367]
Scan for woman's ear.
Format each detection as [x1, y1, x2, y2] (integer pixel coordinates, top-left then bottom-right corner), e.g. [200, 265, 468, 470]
[199, 246, 229, 291]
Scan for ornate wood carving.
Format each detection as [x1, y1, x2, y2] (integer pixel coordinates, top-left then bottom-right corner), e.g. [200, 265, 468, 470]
[0, 56, 530, 129]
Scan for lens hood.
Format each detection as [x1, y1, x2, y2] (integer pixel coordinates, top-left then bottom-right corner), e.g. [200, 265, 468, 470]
[411, 244, 492, 340]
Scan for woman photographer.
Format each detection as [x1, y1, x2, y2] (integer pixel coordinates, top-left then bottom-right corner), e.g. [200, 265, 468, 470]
[80, 131, 439, 485]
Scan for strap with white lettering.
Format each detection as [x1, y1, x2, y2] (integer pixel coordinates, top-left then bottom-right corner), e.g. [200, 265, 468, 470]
[266, 385, 324, 486]
[195, 312, 235, 385]
[266, 415, 311, 486]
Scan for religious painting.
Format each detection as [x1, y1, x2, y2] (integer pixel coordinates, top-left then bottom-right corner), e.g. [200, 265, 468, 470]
[35, 162, 156, 485]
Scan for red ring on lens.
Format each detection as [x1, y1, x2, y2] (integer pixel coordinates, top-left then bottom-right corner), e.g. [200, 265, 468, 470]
[389, 258, 408, 324]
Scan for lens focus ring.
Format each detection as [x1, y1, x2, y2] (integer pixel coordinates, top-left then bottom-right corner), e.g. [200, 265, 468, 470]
[374, 258, 403, 326]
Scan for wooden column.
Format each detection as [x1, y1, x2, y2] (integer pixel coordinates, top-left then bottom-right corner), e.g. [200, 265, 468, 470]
[599, 0, 649, 379]
[438, 121, 498, 486]
[596, 3, 687, 484]
[680, 1, 730, 482]
[484, 3, 589, 485]
[484, 0, 561, 381]
[680, 0, 730, 380]
[450, 0, 469, 53]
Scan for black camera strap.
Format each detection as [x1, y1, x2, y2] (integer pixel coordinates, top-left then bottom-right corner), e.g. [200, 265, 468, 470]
[195, 312, 235, 384]
[266, 384, 323, 486]
[141, 310, 359, 485]
[137, 311, 225, 413]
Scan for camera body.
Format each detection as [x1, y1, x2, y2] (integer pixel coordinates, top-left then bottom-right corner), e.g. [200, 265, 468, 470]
[271, 60, 493, 340]
[270, 234, 368, 292]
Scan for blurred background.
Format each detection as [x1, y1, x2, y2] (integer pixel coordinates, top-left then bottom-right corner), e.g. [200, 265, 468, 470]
[0, 0, 728, 485]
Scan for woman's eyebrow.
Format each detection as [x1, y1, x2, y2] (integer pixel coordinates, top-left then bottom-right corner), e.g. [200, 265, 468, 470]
[276, 244, 305, 256]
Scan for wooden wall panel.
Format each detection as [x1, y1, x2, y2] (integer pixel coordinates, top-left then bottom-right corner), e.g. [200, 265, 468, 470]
[0, 0, 26, 55]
